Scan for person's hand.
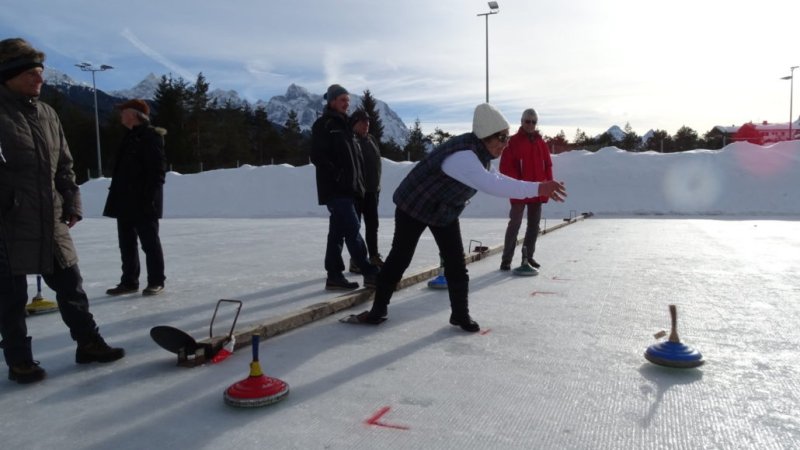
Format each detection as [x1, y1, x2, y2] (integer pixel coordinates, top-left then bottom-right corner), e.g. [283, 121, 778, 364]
[538, 180, 567, 202]
[63, 215, 80, 228]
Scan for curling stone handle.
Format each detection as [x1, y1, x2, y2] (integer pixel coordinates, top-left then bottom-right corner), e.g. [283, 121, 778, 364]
[668, 304, 680, 343]
[252, 335, 260, 362]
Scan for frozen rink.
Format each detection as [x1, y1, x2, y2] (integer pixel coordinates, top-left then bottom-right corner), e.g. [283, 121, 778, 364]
[1, 216, 798, 450]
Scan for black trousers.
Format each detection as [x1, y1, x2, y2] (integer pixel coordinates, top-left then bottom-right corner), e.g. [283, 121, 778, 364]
[0, 262, 99, 366]
[356, 191, 381, 259]
[372, 208, 470, 318]
[116, 217, 165, 287]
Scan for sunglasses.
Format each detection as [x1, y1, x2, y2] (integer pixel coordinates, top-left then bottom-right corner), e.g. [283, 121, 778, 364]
[496, 133, 510, 143]
[523, 120, 537, 125]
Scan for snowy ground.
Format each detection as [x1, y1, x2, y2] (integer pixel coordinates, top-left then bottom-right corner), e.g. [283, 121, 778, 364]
[2, 216, 798, 449]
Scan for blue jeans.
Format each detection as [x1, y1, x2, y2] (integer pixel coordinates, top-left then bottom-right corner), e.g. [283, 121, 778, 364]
[325, 197, 375, 279]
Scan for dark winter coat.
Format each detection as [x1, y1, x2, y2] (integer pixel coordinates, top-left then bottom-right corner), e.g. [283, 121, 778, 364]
[310, 108, 365, 205]
[499, 127, 553, 204]
[357, 134, 382, 193]
[0, 84, 82, 275]
[103, 124, 167, 219]
[393, 132, 493, 227]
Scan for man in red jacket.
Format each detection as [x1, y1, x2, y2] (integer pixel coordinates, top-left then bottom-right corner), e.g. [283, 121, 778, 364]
[499, 108, 553, 271]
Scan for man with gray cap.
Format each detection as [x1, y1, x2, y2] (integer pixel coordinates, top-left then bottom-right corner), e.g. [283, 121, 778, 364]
[345, 103, 566, 332]
[0, 38, 124, 384]
[499, 108, 553, 272]
[310, 84, 379, 290]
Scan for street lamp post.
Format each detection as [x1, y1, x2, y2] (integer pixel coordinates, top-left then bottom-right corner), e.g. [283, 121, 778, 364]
[75, 62, 113, 177]
[477, 1, 499, 103]
[781, 65, 798, 141]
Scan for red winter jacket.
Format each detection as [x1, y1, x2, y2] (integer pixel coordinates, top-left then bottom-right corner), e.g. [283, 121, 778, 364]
[499, 127, 553, 204]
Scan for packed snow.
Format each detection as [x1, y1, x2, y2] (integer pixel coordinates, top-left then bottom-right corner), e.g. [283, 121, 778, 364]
[1, 141, 798, 449]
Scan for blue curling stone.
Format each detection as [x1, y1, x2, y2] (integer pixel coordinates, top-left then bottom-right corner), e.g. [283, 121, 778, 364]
[644, 341, 704, 368]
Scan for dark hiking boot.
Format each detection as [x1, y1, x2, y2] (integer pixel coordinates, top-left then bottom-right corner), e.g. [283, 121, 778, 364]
[369, 255, 384, 268]
[349, 259, 361, 274]
[325, 277, 359, 291]
[449, 314, 480, 333]
[142, 285, 164, 296]
[76, 336, 125, 364]
[8, 361, 46, 384]
[499, 262, 511, 271]
[526, 258, 540, 269]
[106, 284, 138, 296]
[363, 273, 377, 289]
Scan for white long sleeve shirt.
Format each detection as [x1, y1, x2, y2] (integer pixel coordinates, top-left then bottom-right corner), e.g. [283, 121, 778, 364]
[441, 150, 541, 199]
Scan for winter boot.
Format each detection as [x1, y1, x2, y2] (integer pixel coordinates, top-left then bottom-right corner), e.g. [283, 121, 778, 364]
[8, 361, 46, 384]
[499, 261, 511, 271]
[526, 258, 540, 269]
[106, 284, 139, 296]
[325, 277, 359, 291]
[369, 255, 385, 268]
[76, 336, 125, 364]
[142, 284, 164, 296]
[348, 258, 361, 274]
[449, 314, 480, 333]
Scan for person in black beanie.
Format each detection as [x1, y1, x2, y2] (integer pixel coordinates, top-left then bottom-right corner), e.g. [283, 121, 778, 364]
[348, 109, 383, 273]
[310, 84, 379, 290]
[0, 38, 125, 384]
[348, 103, 566, 332]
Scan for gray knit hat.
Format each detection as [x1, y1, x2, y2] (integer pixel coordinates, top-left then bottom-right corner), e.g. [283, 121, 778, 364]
[472, 103, 510, 139]
[323, 84, 348, 102]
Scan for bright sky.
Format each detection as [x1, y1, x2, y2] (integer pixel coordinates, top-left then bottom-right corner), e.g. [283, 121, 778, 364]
[3, 0, 798, 137]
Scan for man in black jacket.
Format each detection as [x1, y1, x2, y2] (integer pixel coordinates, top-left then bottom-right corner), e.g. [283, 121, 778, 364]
[348, 109, 383, 271]
[103, 99, 167, 296]
[310, 85, 378, 290]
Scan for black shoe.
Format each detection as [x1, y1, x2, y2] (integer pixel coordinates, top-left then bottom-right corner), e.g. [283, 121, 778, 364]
[369, 255, 384, 268]
[349, 259, 362, 274]
[106, 284, 138, 296]
[142, 285, 164, 296]
[363, 274, 377, 289]
[449, 314, 480, 332]
[526, 258, 541, 269]
[499, 262, 511, 271]
[76, 336, 125, 364]
[8, 361, 46, 384]
[325, 277, 359, 291]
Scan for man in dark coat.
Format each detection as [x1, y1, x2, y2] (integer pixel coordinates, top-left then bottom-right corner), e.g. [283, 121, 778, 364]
[348, 109, 383, 272]
[0, 38, 124, 384]
[103, 99, 167, 296]
[310, 84, 378, 290]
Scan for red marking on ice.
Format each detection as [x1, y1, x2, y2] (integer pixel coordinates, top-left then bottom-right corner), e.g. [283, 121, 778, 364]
[479, 329, 491, 335]
[530, 291, 557, 296]
[365, 406, 410, 430]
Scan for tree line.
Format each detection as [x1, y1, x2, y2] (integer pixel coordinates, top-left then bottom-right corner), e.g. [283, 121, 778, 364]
[40, 73, 729, 184]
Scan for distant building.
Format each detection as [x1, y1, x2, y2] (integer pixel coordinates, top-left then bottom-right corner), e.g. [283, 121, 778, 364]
[714, 117, 800, 145]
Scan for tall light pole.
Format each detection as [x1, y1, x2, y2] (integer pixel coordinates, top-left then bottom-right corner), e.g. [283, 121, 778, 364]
[75, 62, 113, 177]
[477, 1, 499, 103]
[781, 66, 798, 141]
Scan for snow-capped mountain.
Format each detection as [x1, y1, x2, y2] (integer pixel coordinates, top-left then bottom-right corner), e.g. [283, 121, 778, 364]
[109, 73, 160, 100]
[258, 84, 409, 144]
[43, 67, 86, 88]
[106, 75, 409, 144]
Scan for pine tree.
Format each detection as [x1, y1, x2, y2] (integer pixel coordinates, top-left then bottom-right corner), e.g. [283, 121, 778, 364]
[619, 122, 641, 151]
[153, 74, 190, 170]
[403, 119, 428, 161]
[188, 73, 213, 163]
[359, 89, 384, 143]
[429, 127, 453, 146]
[645, 129, 673, 153]
[282, 110, 307, 166]
[673, 126, 700, 152]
